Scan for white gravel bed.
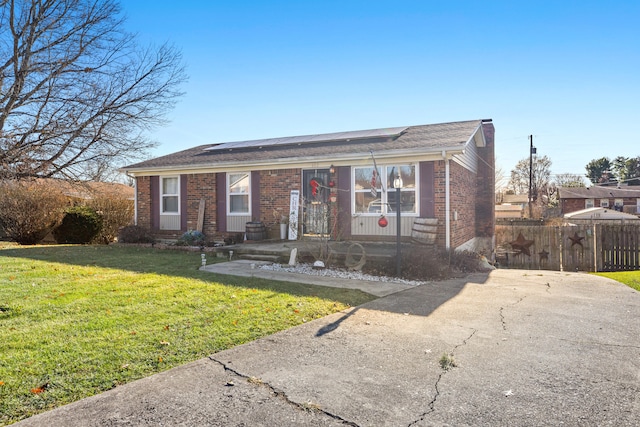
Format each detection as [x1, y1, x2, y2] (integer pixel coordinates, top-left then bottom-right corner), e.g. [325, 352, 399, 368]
[259, 263, 425, 287]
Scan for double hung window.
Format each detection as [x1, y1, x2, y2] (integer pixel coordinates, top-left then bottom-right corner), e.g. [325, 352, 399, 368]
[161, 177, 179, 214]
[228, 172, 250, 214]
[353, 164, 417, 215]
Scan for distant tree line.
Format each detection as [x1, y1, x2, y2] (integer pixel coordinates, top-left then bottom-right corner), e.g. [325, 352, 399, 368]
[585, 156, 640, 185]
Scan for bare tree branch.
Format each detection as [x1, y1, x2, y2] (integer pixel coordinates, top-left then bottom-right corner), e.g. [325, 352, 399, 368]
[0, 0, 187, 179]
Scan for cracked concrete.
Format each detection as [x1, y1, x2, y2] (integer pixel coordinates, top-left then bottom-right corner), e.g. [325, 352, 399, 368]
[15, 269, 640, 426]
[209, 356, 360, 426]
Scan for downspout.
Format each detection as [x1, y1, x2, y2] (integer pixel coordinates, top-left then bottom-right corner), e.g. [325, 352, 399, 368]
[443, 151, 451, 250]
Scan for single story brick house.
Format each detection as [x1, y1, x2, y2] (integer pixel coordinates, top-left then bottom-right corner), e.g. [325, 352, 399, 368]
[558, 186, 640, 215]
[121, 119, 495, 252]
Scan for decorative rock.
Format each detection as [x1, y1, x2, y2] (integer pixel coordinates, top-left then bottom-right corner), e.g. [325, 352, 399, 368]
[312, 260, 325, 269]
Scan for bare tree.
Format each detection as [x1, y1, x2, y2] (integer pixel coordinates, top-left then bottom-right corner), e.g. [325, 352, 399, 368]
[508, 155, 552, 202]
[0, 0, 186, 179]
[553, 173, 586, 188]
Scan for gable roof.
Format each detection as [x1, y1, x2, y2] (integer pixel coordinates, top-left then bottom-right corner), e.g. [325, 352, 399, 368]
[558, 186, 640, 199]
[122, 119, 491, 174]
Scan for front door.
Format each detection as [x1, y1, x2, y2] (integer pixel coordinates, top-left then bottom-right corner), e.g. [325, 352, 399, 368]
[302, 169, 330, 235]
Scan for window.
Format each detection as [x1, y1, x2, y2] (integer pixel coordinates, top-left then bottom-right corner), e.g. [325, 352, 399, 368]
[614, 199, 624, 211]
[353, 164, 417, 215]
[228, 172, 250, 214]
[161, 177, 179, 214]
[599, 199, 609, 208]
[585, 199, 594, 209]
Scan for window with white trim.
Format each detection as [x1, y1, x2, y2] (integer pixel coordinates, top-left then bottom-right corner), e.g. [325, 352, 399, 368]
[599, 198, 609, 208]
[161, 176, 179, 214]
[228, 172, 250, 214]
[585, 198, 594, 209]
[353, 164, 417, 215]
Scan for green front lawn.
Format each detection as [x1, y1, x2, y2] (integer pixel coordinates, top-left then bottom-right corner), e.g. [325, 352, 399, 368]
[0, 243, 374, 425]
[594, 270, 640, 292]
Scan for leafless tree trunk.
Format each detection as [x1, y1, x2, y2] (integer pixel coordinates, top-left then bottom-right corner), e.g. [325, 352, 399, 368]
[0, 0, 186, 179]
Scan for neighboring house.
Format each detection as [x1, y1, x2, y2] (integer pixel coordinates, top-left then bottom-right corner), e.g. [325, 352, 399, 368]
[495, 204, 523, 219]
[558, 186, 640, 215]
[495, 193, 528, 219]
[563, 207, 640, 224]
[121, 119, 495, 251]
[51, 179, 135, 202]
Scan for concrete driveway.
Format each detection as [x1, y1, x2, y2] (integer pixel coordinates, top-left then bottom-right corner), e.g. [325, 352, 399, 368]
[16, 269, 640, 426]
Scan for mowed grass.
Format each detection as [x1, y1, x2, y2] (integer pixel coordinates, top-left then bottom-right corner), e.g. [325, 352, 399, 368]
[0, 243, 374, 425]
[594, 270, 640, 291]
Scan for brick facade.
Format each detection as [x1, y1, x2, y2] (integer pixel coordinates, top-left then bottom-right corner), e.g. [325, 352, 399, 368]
[433, 160, 479, 248]
[185, 173, 217, 237]
[135, 176, 152, 230]
[135, 159, 493, 249]
[476, 123, 495, 238]
[561, 197, 639, 214]
[258, 169, 302, 226]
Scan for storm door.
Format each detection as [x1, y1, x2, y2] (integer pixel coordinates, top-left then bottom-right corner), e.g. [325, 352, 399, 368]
[302, 169, 330, 235]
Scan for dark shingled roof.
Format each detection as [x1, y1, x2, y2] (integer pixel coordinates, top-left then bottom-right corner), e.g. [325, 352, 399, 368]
[123, 119, 485, 172]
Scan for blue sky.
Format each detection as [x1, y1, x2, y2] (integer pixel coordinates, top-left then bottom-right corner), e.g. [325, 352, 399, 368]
[122, 1, 639, 179]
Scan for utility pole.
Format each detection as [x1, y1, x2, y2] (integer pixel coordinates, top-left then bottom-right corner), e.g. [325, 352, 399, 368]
[528, 135, 536, 218]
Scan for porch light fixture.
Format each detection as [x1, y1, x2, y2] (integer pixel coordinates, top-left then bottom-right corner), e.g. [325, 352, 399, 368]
[394, 173, 403, 277]
[329, 165, 335, 174]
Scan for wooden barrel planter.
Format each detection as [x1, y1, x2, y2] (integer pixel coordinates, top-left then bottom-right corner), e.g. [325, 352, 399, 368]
[412, 218, 438, 245]
[245, 222, 266, 241]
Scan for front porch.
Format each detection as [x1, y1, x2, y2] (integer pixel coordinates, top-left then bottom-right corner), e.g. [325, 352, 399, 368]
[213, 239, 405, 267]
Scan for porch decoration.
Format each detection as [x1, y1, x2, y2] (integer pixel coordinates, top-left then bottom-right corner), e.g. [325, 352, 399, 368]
[309, 178, 322, 197]
[378, 215, 388, 228]
[344, 242, 366, 271]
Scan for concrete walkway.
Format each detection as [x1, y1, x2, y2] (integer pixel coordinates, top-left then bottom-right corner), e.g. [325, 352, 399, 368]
[15, 269, 640, 426]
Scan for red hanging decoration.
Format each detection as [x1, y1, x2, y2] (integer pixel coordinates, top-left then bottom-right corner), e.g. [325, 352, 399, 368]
[378, 215, 388, 228]
[310, 179, 320, 196]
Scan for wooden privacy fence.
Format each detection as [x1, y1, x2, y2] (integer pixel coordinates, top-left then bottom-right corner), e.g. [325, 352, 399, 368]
[495, 223, 640, 272]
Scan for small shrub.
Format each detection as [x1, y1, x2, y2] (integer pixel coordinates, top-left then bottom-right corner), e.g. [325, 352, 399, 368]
[118, 225, 155, 244]
[176, 230, 205, 246]
[448, 250, 482, 273]
[53, 206, 103, 244]
[86, 195, 134, 244]
[363, 245, 485, 281]
[0, 180, 67, 244]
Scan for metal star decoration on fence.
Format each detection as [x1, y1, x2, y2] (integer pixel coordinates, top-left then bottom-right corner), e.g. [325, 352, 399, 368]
[538, 249, 549, 261]
[568, 232, 584, 248]
[509, 232, 535, 256]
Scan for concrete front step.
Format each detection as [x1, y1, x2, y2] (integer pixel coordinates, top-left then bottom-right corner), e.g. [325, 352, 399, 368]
[238, 254, 283, 263]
